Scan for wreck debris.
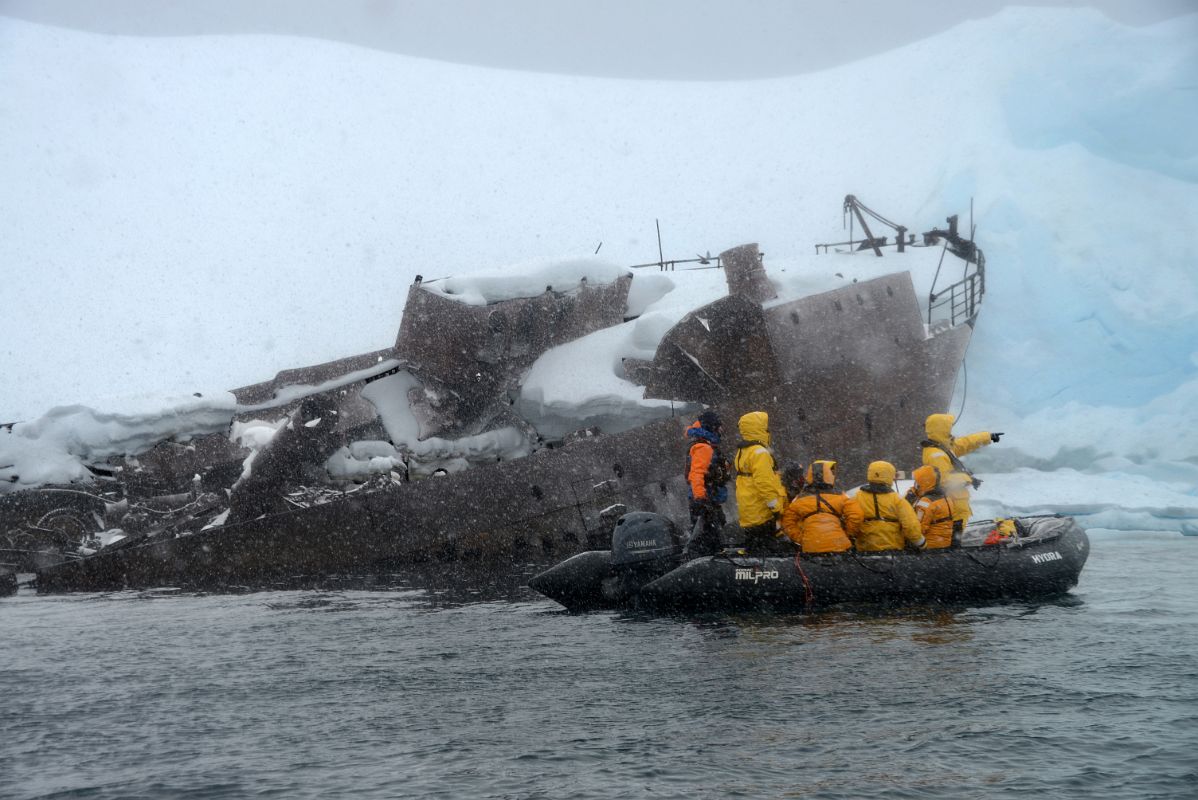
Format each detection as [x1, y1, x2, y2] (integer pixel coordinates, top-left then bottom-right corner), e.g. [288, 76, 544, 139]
[8, 198, 986, 590]
[226, 395, 344, 525]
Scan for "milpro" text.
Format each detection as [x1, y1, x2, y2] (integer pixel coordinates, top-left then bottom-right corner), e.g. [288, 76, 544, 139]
[734, 568, 779, 583]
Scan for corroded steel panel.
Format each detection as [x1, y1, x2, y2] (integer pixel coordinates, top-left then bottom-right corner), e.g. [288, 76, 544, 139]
[635, 270, 972, 486]
[395, 275, 632, 436]
[643, 294, 781, 404]
[722, 243, 775, 305]
[232, 348, 398, 406]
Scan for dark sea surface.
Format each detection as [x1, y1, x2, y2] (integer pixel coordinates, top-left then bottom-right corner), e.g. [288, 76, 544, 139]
[3, 530, 1196, 800]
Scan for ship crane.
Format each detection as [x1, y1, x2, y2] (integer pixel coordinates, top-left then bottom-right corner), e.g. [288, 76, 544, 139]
[843, 194, 910, 256]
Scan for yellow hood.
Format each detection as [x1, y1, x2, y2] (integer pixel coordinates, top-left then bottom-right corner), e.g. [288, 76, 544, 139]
[738, 411, 770, 446]
[867, 460, 897, 484]
[925, 414, 955, 445]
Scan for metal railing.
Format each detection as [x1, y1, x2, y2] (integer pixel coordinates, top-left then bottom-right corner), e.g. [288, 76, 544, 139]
[928, 246, 986, 327]
[627, 255, 725, 272]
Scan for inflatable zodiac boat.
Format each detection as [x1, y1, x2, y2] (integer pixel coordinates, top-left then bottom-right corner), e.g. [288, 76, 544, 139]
[529, 512, 1090, 613]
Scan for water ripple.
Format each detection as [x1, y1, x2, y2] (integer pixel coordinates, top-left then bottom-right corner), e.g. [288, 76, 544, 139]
[1, 535, 1196, 799]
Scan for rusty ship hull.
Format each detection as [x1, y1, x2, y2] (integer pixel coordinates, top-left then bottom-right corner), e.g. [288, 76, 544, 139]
[30, 204, 982, 592]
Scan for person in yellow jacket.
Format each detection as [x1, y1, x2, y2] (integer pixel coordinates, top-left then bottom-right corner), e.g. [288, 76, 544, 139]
[921, 413, 1002, 530]
[905, 465, 957, 549]
[780, 460, 863, 553]
[854, 460, 925, 551]
[733, 411, 789, 555]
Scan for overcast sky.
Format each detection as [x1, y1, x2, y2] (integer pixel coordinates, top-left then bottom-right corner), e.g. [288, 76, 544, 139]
[1, 0, 1193, 79]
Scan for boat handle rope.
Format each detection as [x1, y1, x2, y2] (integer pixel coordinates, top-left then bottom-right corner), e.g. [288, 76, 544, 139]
[964, 544, 1003, 569]
[849, 552, 897, 576]
[792, 551, 814, 606]
[712, 551, 776, 569]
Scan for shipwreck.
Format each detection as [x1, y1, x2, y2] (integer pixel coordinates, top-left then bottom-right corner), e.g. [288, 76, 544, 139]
[2, 197, 986, 592]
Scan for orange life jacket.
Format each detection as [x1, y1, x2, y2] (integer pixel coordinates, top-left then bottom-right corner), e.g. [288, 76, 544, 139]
[781, 489, 863, 554]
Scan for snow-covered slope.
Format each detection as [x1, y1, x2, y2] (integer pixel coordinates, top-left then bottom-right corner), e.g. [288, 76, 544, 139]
[1, 9, 1196, 530]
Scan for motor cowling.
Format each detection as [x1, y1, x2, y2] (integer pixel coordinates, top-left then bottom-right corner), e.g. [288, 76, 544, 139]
[610, 512, 680, 568]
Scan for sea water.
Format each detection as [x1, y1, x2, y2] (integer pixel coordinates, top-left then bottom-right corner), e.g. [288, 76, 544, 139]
[2, 532, 1196, 799]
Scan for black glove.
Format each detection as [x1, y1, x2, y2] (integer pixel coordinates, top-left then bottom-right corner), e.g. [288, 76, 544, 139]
[991, 432, 1004, 443]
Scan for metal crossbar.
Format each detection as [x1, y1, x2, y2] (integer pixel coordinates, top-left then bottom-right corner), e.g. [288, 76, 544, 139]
[628, 255, 724, 272]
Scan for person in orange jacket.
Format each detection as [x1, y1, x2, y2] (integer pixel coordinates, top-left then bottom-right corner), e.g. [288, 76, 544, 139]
[854, 460, 925, 551]
[684, 410, 730, 557]
[781, 460, 863, 553]
[921, 413, 1002, 530]
[905, 465, 957, 549]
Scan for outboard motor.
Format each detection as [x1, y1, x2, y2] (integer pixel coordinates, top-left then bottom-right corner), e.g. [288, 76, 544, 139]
[528, 511, 684, 611]
[610, 512, 680, 568]
[602, 512, 683, 604]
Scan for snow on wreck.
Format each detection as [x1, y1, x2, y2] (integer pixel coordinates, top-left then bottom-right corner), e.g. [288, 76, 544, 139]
[18, 199, 985, 591]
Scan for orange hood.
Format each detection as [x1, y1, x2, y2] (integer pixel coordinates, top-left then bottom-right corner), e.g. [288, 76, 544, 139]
[912, 465, 941, 495]
[804, 459, 837, 487]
